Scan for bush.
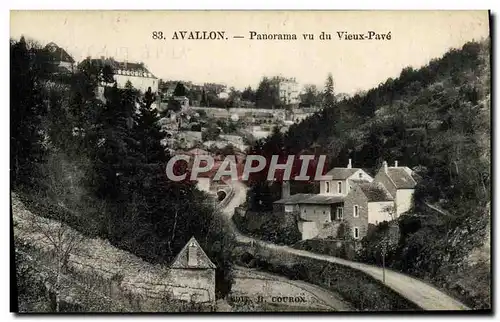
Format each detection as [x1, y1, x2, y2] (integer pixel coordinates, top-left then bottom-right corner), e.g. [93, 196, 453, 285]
[232, 210, 300, 245]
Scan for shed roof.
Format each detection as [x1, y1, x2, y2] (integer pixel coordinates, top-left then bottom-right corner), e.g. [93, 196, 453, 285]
[274, 193, 344, 205]
[358, 182, 394, 202]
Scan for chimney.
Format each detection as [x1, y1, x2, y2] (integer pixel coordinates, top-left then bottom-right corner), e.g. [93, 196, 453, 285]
[394, 160, 398, 167]
[282, 180, 291, 199]
[347, 159, 352, 169]
[383, 161, 388, 173]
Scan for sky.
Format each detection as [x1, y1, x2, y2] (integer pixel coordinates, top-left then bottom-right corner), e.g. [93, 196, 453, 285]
[10, 10, 489, 94]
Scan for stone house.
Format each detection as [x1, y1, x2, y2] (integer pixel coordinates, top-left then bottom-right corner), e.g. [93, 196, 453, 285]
[373, 161, 417, 216]
[273, 159, 417, 241]
[45, 42, 75, 73]
[343, 182, 395, 240]
[273, 160, 374, 240]
[167, 237, 216, 304]
[273, 193, 345, 240]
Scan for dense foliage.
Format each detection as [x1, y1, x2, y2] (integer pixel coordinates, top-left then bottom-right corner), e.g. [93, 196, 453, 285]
[232, 210, 301, 245]
[11, 38, 235, 299]
[247, 40, 491, 308]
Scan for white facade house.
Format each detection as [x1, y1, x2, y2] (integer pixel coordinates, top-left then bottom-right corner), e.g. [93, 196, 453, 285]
[278, 78, 300, 105]
[113, 64, 159, 94]
[196, 177, 212, 193]
[218, 91, 230, 99]
[91, 58, 159, 94]
[374, 161, 417, 216]
[367, 201, 395, 225]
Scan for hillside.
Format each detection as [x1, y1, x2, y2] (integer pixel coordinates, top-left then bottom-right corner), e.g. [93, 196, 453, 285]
[251, 39, 491, 309]
[10, 37, 236, 302]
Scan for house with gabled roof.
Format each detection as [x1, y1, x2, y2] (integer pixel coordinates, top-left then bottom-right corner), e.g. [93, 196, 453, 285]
[274, 159, 373, 240]
[374, 160, 417, 216]
[45, 42, 75, 73]
[166, 236, 216, 304]
[170, 236, 216, 270]
[273, 158, 417, 241]
[320, 159, 373, 196]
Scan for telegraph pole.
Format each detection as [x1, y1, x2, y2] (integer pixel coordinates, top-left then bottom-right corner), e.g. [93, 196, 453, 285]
[381, 237, 387, 284]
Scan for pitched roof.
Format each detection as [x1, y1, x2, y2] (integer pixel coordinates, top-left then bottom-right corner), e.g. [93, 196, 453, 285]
[89, 58, 157, 79]
[170, 237, 216, 269]
[387, 167, 417, 189]
[45, 42, 75, 63]
[325, 168, 360, 180]
[274, 193, 344, 205]
[348, 179, 370, 185]
[358, 182, 394, 202]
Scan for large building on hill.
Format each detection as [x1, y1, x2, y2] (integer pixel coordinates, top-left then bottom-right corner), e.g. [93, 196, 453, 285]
[277, 77, 300, 105]
[274, 159, 417, 240]
[92, 57, 159, 94]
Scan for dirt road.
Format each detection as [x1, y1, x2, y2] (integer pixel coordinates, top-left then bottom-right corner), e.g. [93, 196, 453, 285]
[231, 266, 353, 311]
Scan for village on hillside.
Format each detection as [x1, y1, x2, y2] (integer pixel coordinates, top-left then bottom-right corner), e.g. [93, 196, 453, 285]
[10, 10, 491, 314]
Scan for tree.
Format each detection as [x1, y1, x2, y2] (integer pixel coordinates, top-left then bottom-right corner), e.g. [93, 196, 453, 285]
[200, 89, 208, 107]
[299, 84, 319, 107]
[10, 37, 49, 189]
[255, 77, 280, 109]
[323, 73, 336, 109]
[173, 82, 187, 97]
[241, 86, 256, 103]
[134, 87, 166, 164]
[202, 124, 221, 141]
[21, 211, 83, 312]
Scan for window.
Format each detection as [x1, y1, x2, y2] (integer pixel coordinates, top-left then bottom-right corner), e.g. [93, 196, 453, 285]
[353, 205, 359, 217]
[353, 227, 360, 239]
[188, 242, 197, 267]
[325, 182, 330, 193]
[359, 172, 363, 179]
[337, 207, 343, 220]
[337, 182, 342, 194]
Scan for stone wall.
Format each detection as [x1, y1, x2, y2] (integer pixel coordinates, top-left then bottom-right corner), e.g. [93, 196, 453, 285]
[344, 185, 369, 239]
[167, 269, 216, 303]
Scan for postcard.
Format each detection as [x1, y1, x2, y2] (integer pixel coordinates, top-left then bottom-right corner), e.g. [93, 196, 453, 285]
[10, 10, 491, 313]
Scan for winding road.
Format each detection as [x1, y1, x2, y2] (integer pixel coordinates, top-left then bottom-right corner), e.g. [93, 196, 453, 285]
[221, 180, 471, 311]
[232, 266, 352, 311]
